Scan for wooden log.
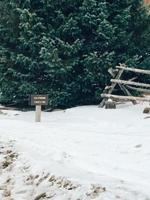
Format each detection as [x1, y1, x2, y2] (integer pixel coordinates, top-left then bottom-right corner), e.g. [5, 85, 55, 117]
[111, 79, 150, 88]
[128, 77, 138, 81]
[126, 85, 150, 93]
[116, 65, 150, 75]
[101, 94, 150, 102]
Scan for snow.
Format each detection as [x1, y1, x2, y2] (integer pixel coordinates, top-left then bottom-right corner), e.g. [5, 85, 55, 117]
[0, 102, 150, 200]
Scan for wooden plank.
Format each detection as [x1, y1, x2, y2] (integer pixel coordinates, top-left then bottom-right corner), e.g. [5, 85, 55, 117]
[111, 79, 150, 88]
[116, 65, 150, 75]
[101, 94, 150, 102]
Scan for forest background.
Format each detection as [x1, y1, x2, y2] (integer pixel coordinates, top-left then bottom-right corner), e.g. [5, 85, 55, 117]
[0, 0, 150, 108]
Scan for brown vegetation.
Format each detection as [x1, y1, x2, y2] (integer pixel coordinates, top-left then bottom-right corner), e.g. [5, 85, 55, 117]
[144, 0, 150, 5]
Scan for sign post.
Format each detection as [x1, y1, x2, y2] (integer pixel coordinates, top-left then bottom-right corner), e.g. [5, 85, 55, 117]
[35, 105, 42, 122]
[30, 95, 48, 122]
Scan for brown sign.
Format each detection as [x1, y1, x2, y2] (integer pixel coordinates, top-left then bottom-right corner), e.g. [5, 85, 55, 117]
[30, 95, 48, 106]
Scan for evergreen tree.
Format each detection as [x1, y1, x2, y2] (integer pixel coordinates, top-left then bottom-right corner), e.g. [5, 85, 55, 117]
[0, 0, 150, 107]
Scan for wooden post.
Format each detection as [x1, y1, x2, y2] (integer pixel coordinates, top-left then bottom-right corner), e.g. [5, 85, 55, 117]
[99, 67, 125, 107]
[35, 105, 41, 122]
[30, 95, 48, 123]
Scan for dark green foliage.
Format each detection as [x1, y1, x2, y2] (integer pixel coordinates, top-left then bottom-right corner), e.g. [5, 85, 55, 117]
[0, 0, 150, 108]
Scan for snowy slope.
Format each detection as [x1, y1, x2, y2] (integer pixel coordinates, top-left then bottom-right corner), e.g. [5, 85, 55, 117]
[0, 103, 150, 200]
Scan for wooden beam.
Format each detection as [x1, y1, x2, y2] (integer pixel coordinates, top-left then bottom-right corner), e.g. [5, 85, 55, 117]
[111, 79, 150, 88]
[128, 77, 138, 81]
[126, 85, 150, 93]
[99, 68, 125, 107]
[116, 65, 150, 75]
[101, 94, 150, 102]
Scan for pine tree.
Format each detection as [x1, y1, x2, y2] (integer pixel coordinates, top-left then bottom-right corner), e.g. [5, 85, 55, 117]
[0, 0, 150, 107]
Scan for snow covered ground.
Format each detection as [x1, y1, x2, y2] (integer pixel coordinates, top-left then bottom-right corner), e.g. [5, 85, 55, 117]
[0, 102, 150, 200]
